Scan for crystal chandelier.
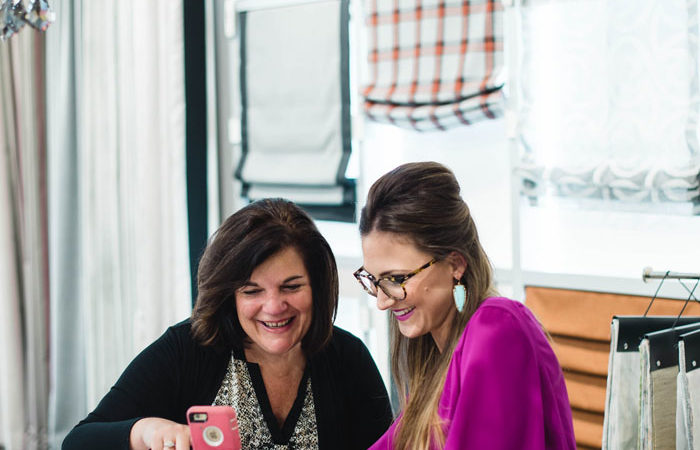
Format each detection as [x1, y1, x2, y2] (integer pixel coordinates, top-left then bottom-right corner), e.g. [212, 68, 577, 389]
[1, 0, 54, 41]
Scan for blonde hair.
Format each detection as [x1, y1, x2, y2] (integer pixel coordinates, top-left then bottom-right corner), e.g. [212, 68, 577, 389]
[359, 162, 497, 449]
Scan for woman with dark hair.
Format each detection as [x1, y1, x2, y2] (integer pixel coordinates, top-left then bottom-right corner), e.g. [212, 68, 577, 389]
[355, 162, 575, 450]
[63, 198, 392, 450]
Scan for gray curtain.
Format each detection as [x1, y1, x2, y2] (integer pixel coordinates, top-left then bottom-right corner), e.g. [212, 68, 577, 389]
[45, 1, 86, 447]
[0, 27, 50, 450]
[46, 1, 192, 447]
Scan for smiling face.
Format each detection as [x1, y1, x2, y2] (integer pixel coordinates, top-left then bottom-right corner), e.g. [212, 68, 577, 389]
[235, 246, 313, 362]
[361, 231, 465, 351]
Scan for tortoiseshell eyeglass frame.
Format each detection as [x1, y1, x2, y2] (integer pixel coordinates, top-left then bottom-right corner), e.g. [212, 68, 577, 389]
[353, 258, 438, 301]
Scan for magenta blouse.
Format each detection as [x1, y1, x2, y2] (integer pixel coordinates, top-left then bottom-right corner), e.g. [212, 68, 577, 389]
[369, 297, 576, 450]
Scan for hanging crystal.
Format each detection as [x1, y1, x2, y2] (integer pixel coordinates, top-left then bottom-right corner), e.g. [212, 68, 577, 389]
[0, 0, 27, 41]
[24, 0, 53, 31]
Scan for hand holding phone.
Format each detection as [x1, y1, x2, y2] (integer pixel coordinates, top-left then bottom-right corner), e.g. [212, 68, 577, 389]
[186, 405, 241, 450]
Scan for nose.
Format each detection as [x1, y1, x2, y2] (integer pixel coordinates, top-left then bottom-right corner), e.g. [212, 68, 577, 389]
[375, 290, 397, 311]
[262, 293, 288, 315]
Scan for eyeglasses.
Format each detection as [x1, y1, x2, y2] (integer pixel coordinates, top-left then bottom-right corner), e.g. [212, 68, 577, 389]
[353, 259, 437, 301]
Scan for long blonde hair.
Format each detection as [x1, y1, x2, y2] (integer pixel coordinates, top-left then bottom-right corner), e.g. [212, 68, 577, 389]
[359, 162, 496, 449]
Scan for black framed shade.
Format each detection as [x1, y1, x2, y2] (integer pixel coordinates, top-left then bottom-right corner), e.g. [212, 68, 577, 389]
[235, 0, 355, 222]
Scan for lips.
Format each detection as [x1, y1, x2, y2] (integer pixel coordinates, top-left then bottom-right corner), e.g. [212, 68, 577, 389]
[392, 306, 415, 321]
[260, 317, 294, 329]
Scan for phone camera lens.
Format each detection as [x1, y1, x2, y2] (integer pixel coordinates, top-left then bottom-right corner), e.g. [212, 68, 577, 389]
[203, 426, 224, 447]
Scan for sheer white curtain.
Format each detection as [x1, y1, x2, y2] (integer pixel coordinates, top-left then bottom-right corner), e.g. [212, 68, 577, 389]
[0, 29, 50, 450]
[46, 1, 192, 447]
[517, 0, 700, 212]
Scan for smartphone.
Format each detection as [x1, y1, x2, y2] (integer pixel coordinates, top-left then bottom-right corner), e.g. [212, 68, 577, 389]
[187, 405, 241, 450]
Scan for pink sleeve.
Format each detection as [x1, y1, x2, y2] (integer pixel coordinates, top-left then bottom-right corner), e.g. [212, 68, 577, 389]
[443, 305, 549, 449]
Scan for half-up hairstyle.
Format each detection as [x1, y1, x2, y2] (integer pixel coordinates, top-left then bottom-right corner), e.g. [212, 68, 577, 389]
[359, 161, 497, 449]
[191, 198, 338, 356]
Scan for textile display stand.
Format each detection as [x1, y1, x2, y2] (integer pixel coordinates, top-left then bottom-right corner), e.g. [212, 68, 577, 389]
[602, 269, 700, 450]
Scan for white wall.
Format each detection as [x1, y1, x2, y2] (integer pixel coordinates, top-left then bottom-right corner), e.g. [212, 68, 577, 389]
[321, 116, 700, 387]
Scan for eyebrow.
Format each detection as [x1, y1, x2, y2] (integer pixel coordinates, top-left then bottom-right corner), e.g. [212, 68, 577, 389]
[378, 269, 408, 278]
[240, 275, 305, 287]
[361, 267, 402, 278]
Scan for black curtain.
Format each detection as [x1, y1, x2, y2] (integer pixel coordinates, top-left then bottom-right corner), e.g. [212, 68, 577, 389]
[184, 0, 207, 305]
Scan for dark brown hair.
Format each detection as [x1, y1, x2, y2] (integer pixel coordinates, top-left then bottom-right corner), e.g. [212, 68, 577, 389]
[360, 161, 496, 449]
[191, 198, 338, 356]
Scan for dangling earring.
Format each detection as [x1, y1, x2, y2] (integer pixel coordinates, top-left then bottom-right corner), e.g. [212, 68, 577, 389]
[453, 280, 466, 313]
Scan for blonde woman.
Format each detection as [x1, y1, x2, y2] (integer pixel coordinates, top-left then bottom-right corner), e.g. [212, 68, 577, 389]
[355, 162, 575, 450]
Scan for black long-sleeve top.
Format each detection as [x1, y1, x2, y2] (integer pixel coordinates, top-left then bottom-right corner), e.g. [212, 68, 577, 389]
[62, 321, 393, 450]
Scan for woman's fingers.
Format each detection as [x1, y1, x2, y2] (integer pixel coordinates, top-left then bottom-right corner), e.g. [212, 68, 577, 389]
[130, 417, 191, 450]
[175, 426, 191, 450]
[148, 422, 191, 450]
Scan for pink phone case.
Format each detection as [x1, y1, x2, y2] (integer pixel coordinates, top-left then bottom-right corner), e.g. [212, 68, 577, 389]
[187, 405, 241, 450]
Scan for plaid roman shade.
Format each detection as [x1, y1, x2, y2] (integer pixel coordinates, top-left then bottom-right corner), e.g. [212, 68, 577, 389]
[362, 0, 504, 131]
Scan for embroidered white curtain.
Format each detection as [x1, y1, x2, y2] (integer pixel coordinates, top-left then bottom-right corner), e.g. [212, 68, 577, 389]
[517, 0, 700, 211]
[46, 1, 192, 446]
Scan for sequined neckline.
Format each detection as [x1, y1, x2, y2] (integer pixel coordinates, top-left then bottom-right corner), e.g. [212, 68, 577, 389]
[212, 349, 319, 449]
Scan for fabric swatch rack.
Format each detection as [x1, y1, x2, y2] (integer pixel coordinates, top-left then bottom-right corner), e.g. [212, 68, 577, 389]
[602, 268, 700, 450]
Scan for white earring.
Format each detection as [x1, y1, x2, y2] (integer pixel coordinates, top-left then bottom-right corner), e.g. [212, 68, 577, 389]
[453, 281, 466, 313]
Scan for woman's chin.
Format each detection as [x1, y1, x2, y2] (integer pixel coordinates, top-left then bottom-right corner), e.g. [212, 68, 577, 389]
[397, 322, 424, 339]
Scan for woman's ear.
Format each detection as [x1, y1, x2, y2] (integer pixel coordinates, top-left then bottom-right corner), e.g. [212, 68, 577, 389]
[447, 251, 467, 281]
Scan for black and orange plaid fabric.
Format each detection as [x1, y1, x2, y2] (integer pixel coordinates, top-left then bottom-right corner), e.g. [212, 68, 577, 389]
[362, 0, 504, 131]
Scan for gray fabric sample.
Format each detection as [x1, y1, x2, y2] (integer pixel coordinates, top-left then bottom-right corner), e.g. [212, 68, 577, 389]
[678, 333, 700, 450]
[650, 366, 678, 450]
[603, 320, 643, 449]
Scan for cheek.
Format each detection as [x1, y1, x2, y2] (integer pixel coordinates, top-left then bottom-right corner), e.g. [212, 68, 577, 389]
[414, 276, 453, 304]
[296, 295, 313, 327]
[300, 305, 314, 327]
[294, 291, 314, 312]
[402, 282, 428, 302]
[235, 301, 257, 321]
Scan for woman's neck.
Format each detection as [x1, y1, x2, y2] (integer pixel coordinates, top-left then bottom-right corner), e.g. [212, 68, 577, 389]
[244, 344, 306, 373]
[431, 306, 458, 353]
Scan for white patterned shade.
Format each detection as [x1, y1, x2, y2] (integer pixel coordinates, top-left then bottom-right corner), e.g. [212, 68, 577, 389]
[517, 0, 700, 211]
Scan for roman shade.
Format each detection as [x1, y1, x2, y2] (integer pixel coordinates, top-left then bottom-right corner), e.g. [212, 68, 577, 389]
[362, 0, 504, 131]
[235, 0, 355, 221]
